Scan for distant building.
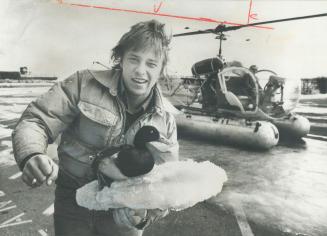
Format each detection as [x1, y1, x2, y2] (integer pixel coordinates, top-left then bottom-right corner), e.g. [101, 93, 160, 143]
[301, 77, 327, 94]
[0, 67, 57, 81]
[0, 71, 21, 80]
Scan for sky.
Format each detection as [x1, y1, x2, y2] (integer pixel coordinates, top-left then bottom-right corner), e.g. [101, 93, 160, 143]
[0, 0, 327, 80]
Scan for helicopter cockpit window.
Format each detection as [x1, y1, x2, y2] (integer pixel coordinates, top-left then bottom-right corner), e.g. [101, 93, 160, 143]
[255, 70, 301, 118]
[218, 67, 258, 113]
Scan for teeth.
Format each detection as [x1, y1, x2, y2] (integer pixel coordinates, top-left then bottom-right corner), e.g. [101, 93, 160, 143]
[133, 78, 147, 83]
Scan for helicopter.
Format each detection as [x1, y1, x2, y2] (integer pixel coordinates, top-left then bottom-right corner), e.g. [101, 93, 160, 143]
[161, 13, 327, 149]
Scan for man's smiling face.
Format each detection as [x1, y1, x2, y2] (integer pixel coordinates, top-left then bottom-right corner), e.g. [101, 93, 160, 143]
[121, 47, 163, 99]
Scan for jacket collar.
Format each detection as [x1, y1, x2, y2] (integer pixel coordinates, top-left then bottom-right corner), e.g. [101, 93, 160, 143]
[152, 86, 165, 116]
[87, 69, 165, 115]
[87, 69, 121, 96]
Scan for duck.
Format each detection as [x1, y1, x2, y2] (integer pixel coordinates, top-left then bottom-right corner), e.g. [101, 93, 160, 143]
[92, 126, 160, 189]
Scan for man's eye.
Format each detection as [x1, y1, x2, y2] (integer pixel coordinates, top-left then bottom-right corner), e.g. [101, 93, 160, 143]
[128, 58, 138, 63]
[147, 62, 158, 68]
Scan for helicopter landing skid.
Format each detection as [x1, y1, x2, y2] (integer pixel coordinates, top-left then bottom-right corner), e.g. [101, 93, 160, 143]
[178, 105, 256, 120]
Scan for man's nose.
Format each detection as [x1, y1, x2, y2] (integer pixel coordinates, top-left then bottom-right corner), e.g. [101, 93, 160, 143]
[135, 63, 146, 77]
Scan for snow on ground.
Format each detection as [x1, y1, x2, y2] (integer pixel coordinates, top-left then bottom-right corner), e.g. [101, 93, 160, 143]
[0, 125, 12, 139]
[300, 93, 327, 100]
[0, 149, 15, 167]
[0, 104, 28, 121]
[0, 136, 15, 167]
[0, 86, 51, 96]
[0, 86, 51, 167]
[0, 97, 35, 104]
[0, 86, 50, 121]
[295, 104, 327, 115]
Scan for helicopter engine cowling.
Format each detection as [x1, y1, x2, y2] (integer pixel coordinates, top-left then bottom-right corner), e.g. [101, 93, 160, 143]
[192, 58, 224, 77]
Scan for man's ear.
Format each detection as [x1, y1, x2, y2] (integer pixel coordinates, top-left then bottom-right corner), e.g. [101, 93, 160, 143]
[160, 66, 166, 78]
[118, 54, 124, 69]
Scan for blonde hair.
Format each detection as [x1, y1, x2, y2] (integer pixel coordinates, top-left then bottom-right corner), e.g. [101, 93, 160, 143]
[111, 19, 171, 75]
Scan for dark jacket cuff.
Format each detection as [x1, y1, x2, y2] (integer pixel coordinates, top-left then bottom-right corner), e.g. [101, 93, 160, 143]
[19, 153, 42, 171]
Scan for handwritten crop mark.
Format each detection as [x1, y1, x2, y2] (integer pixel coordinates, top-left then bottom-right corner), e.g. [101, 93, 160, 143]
[56, 0, 273, 30]
[154, 1, 163, 14]
[247, 0, 258, 24]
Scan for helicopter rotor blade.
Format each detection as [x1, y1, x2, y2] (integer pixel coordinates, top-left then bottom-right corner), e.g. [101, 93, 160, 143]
[224, 12, 327, 31]
[173, 29, 215, 37]
[173, 13, 327, 37]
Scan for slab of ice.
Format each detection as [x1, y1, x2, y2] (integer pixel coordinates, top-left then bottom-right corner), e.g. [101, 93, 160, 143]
[76, 160, 227, 211]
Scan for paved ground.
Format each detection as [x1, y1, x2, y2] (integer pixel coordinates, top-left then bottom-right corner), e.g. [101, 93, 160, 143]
[1, 85, 326, 236]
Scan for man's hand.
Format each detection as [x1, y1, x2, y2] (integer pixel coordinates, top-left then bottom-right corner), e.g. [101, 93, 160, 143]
[22, 154, 58, 187]
[113, 208, 168, 230]
[144, 209, 169, 225]
[113, 208, 147, 229]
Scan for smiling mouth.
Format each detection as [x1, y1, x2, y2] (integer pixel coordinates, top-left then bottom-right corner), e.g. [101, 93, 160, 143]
[132, 78, 148, 84]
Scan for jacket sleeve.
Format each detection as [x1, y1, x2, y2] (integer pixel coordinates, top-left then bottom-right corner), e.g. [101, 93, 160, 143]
[12, 71, 82, 170]
[146, 111, 179, 164]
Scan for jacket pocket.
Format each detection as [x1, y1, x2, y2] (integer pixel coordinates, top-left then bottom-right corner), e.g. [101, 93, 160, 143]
[77, 101, 119, 147]
[58, 134, 97, 183]
[78, 101, 117, 126]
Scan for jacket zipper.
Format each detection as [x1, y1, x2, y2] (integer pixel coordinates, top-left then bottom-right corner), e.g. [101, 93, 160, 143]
[115, 88, 163, 145]
[114, 96, 127, 146]
[125, 111, 153, 136]
[118, 100, 158, 144]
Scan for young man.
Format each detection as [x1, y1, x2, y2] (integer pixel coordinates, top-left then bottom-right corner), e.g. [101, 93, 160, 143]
[12, 19, 179, 236]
